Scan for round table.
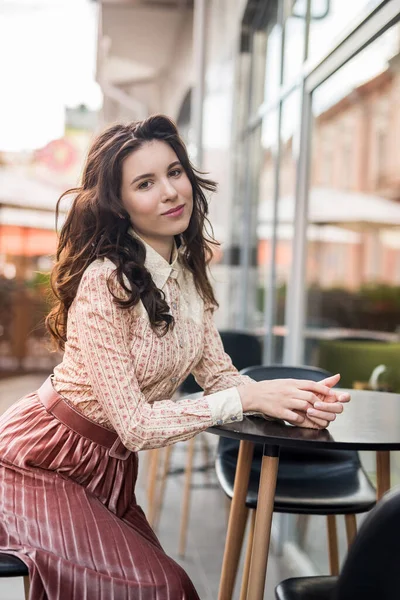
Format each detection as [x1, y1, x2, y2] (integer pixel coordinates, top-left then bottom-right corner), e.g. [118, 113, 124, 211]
[208, 388, 400, 600]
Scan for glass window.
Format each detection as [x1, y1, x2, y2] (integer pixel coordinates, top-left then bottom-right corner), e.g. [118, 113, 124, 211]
[256, 109, 279, 351]
[308, 0, 384, 66]
[257, 89, 302, 363]
[301, 24, 400, 571]
[250, 30, 268, 116]
[264, 23, 281, 106]
[283, 0, 307, 84]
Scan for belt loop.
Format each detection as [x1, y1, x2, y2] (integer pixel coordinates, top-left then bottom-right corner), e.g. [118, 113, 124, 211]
[109, 438, 131, 460]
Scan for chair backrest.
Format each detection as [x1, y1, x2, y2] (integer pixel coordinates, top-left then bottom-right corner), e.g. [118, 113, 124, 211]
[240, 364, 332, 383]
[335, 486, 400, 599]
[218, 331, 263, 373]
[179, 330, 262, 395]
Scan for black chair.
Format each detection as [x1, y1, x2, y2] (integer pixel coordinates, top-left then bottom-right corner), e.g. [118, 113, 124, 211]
[178, 330, 263, 397]
[275, 485, 400, 600]
[215, 365, 376, 594]
[0, 553, 30, 598]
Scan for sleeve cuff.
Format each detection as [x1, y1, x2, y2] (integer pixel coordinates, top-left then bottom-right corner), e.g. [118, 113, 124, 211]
[206, 386, 243, 426]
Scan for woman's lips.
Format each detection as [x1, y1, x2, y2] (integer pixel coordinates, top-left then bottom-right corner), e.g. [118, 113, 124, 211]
[162, 204, 185, 217]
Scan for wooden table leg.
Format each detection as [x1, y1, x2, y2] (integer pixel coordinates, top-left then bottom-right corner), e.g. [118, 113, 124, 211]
[246, 445, 279, 600]
[376, 451, 391, 500]
[218, 440, 254, 600]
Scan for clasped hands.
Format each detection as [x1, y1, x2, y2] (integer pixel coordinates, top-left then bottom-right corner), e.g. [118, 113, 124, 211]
[239, 373, 350, 430]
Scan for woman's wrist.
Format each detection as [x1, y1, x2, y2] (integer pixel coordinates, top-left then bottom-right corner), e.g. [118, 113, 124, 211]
[237, 383, 258, 413]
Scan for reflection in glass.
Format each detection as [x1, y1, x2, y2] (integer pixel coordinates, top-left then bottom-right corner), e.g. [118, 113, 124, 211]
[283, 2, 306, 83]
[308, 0, 383, 65]
[306, 24, 400, 369]
[264, 23, 281, 106]
[257, 90, 301, 362]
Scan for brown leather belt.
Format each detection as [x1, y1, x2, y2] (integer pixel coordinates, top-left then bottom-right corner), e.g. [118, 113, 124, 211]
[37, 376, 131, 460]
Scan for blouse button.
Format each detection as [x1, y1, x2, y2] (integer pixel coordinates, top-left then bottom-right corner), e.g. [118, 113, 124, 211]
[171, 302, 177, 310]
[171, 377, 178, 383]
[216, 420, 223, 426]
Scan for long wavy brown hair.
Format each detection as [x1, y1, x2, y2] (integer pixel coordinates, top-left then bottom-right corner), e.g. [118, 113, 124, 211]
[46, 114, 220, 351]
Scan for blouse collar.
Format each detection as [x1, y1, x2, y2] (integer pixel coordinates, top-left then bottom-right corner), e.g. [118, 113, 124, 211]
[128, 227, 185, 290]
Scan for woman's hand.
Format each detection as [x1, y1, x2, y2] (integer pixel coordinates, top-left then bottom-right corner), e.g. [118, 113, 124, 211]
[303, 374, 350, 429]
[238, 377, 345, 427]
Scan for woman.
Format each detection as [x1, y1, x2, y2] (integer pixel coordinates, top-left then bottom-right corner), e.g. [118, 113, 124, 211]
[0, 115, 349, 599]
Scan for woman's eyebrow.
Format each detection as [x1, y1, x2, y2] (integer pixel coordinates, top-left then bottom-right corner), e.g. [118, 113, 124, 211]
[131, 161, 181, 186]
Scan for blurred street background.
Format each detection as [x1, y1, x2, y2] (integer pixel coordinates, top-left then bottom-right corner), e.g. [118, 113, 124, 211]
[1, 0, 400, 597]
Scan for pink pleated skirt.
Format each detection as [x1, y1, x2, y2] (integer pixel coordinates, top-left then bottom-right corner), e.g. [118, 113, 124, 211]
[0, 378, 199, 600]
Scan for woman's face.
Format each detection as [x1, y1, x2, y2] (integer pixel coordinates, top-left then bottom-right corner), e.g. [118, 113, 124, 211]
[120, 140, 193, 254]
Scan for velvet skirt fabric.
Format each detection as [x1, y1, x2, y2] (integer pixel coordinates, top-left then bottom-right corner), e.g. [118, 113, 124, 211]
[0, 390, 199, 599]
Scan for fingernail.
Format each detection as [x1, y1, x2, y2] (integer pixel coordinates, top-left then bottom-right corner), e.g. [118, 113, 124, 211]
[307, 408, 316, 415]
[314, 402, 323, 409]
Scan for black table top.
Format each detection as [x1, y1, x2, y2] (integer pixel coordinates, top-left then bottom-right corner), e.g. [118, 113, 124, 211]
[207, 388, 400, 450]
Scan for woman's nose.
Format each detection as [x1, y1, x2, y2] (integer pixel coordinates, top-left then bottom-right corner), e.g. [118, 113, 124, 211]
[161, 179, 178, 201]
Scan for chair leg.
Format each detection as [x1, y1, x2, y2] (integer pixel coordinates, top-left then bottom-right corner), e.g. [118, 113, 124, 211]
[344, 514, 357, 548]
[23, 575, 30, 600]
[178, 435, 196, 557]
[239, 508, 256, 600]
[326, 515, 339, 575]
[200, 432, 211, 484]
[147, 448, 161, 527]
[153, 444, 174, 530]
[224, 495, 231, 526]
[376, 450, 391, 500]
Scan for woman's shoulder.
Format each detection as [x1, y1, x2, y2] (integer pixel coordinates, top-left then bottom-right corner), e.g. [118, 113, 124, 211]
[79, 258, 129, 298]
[84, 257, 117, 276]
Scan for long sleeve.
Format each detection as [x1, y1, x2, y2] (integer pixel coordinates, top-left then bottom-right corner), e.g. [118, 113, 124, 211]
[74, 265, 243, 452]
[191, 306, 255, 424]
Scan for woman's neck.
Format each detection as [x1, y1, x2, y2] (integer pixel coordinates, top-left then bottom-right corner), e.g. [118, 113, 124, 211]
[130, 229, 174, 263]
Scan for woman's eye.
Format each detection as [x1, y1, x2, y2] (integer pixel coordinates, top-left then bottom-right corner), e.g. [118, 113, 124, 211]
[169, 168, 182, 177]
[139, 180, 151, 190]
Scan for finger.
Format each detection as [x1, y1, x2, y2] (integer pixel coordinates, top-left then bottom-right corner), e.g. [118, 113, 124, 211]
[293, 411, 328, 429]
[306, 416, 329, 428]
[307, 407, 337, 421]
[337, 392, 351, 403]
[319, 374, 341, 388]
[282, 409, 306, 425]
[314, 401, 344, 414]
[327, 391, 351, 403]
[297, 380, 336, 397]
[289, 392, 319, 407]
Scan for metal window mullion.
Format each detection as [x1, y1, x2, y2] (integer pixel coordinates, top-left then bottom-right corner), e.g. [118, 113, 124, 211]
[283, 84, 312, 365]
[237, 35, 256, 329]
[262, 101, 282, 365]
[262, 0, 286, 363]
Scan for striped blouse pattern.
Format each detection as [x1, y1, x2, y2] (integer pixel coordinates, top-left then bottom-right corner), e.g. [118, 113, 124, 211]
[52, 233, 252, 452]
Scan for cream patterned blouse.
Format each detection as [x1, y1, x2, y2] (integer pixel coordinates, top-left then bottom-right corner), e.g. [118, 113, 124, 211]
[52, 232, 253, 452]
